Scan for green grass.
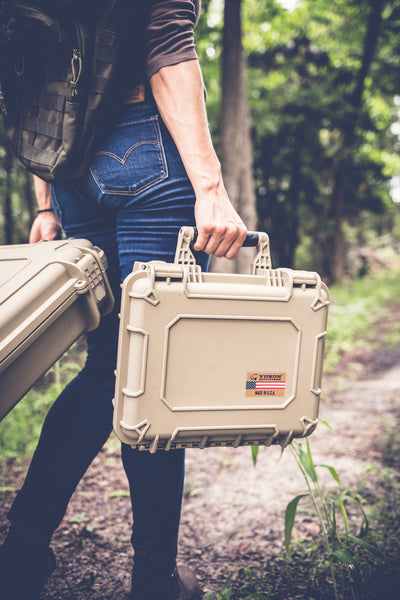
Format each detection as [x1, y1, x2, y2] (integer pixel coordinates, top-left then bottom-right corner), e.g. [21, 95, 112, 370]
[0, 384, 59, 461]
[325, 268, 400, 369]
[0, 344, 84, 463]
[208, 461, 400, 599]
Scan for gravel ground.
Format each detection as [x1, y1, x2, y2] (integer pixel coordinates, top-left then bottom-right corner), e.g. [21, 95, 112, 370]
[1, 345, 400, 599]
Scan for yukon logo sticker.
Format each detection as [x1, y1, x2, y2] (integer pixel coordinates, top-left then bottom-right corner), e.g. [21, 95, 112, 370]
[246, 372, 286, 397]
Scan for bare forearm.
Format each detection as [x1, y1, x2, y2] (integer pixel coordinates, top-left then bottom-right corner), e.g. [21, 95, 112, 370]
[33, 175, 52, 210]
[149, 60, 246, 257]
[150, 60, 222, 196]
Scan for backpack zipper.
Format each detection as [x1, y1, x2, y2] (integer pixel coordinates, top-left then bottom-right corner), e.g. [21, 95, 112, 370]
[70, 48, 82, 96]
[70, 19, 85, 97]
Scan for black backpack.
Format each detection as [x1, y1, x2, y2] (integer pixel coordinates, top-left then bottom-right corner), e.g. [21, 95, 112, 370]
[0, 0, 141, 182]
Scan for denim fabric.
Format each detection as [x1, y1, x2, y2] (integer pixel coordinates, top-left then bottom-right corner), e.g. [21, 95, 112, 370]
[8, 102, 209, 554]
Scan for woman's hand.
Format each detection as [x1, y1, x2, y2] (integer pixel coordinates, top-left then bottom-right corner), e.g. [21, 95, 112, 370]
[193, 182, 247, 259]
[29, 212, 61, 243]
[29, 176, 61, 242]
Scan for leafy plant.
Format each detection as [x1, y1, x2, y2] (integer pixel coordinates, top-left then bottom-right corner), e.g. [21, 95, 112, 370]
[237, 567, 266, 599]
[69, 513, 89, 524]
[107, 489, 130, 499]
[205, 571, 236, 600]
[285, 438, 385, 600]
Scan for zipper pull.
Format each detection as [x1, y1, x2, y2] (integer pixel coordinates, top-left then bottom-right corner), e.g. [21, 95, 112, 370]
[71, 48, 82, 96]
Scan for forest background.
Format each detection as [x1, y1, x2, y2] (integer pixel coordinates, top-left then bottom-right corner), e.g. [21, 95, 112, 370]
[1, 1, 400, 599]
[1, 0, 400, 280]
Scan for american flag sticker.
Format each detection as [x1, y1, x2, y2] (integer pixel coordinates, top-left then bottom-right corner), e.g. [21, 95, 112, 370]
[246, 372, 286, 397]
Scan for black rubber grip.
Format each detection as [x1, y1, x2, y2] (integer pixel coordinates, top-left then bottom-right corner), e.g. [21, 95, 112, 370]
[192, 228, 260, 248]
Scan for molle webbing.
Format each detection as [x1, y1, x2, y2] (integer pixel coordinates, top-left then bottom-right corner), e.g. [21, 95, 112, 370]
[0, 0, 135, 181]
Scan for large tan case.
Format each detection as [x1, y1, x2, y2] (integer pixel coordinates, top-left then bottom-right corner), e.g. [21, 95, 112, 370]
[113, 227, 329, 452]
[0, 238, 114, 420]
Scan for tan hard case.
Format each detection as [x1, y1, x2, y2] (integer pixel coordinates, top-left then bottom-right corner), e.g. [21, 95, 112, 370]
[0, 238, 114, 420]
[113, 227, 329, 453]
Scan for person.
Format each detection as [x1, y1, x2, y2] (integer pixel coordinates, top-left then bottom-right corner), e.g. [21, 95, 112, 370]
[0, 1, 247, 599]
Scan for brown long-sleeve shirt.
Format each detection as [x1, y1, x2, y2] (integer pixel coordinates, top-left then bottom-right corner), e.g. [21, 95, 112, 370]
[145, 0, 201, 79]
[126, 0, 200, 85]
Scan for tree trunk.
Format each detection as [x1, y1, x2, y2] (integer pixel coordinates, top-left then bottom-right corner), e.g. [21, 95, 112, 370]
[329, 0, 386, 282]
[284, 141, 301, 267]
[4, 145, 13, 245]
[216, 0, 257, 274]
[330, 160, 347, 281]
[24, 171, 35, 234]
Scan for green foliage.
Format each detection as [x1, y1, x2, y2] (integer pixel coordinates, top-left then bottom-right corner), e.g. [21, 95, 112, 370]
[244, 0, 400, 275]
[244, 435, 398, 600]
[286, 438, 385, 600]
[199, 0, 400, 278]
[0, 384, 58, 461]
[1, 0, 400, 278]
[251, 444, 259, 466]
[69, 512, 89, 524]
[284, 493, 309, 555]
[195, 1, 223, 146]
[107, 490, 130, 499]
[0, 344, 84, 463]
[0, 120, 35, 245]
[325, 267, 400, 368]
[205, 570, 236, 600]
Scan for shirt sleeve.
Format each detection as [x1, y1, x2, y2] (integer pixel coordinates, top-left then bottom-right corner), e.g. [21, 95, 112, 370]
[145, 0, 200, 80]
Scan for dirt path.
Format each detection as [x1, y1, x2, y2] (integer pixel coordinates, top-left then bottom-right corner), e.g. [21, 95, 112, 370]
[1, 348, 400, 599]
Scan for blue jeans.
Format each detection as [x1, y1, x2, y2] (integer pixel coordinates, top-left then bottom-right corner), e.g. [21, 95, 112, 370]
[8, 102, 208, 555]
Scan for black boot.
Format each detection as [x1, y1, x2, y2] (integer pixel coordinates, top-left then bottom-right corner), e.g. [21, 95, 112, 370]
[129, 548, 201, 600]
[0, 533, 56, 600]
[168, 564, 201, 600]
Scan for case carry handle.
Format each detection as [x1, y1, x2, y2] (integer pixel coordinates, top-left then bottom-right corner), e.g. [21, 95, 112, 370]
[174, 226, 271, 277]
[192, 227, 261, 248]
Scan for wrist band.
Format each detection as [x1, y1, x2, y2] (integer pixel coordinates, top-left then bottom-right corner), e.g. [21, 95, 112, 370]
[37, 208, 54, 214]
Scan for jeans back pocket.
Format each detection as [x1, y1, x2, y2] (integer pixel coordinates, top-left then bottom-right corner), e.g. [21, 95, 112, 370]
[90, 115, 168, 197]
